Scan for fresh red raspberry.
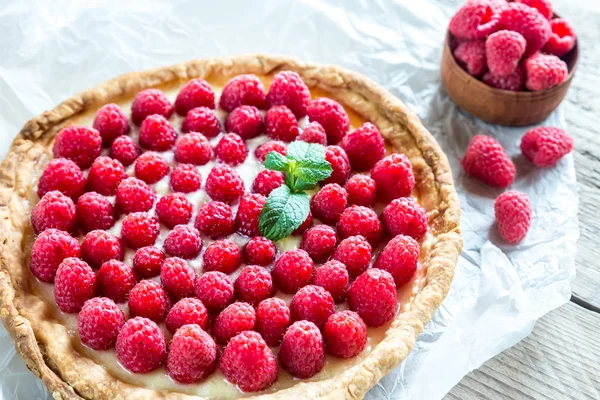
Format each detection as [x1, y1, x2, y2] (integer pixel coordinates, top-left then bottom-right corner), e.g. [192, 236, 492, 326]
[77, 192, 115, 232]
[543, 19, 576, 57]
[219, 74, 267, 112]
[215, 133, 248, 165]
[290, 285, 335, 329]
[461, 135, 516, 188]
[254, 140, 286, 162]
[115, 177, 156, 214]
[54, 258, 97, 313]
[161, 257, 197, 299]
[495, 190, 532, 244]
[219, 331, 278, 392]
[340, 122, 385, 170]
[175, 132, 213, 165]
[265, 105, 300, 142]
[310, 183, 348, 224]
[134, 152, 170, 184]
[272, 249, 314, 294]
[482, 66, 525, 91]
[116, 317, 167, 373]
[224, 105, 263, 140]
[453, 40, 487, 77]
[449, 0, 503, 40]
[324, 311, 367, 358]
[194, 201, 235, 239]
[81, 230, 124, 269]
[307, 98, 350, 144]
[131, 88, 174, 125]
[301, 224, 337, 263]
[97, 259, 136, 303]
[322, 145, 351, 185]
[235, 265, 274, 305]
[86, 156, 127, 196]
[267, 70, 311, 118]
[128, 280, 171, 322]
[293, 212, 313, 236]
[92, 103, 130, 146]
[31, 191, 76, 234]
[297, 121, 327, 145]
[332, 235, 372, 279]
[30, 229, 81, 283]
[133, 246, 165, 278]
[202, 240, 241, 274]
[78, 297, 124, 350]
[374, 234, 420, 287]
[235, 193, 266, 237]
[175, 78, 216, 116]
[181, 106, 221, 137]
[255, 298, 291, 346]
[156, 193, 193, 228]
[121, 212, 160, 249]
[243, 236, 277, 266]
[38, 158, 86, 200]
[164, 225, 203, 259]
[167, 324, 217, 384]
[382, 197, 428, 240]
[166, 298, 209, 334]
[515, 0, 552, 20]
[337, 205, 383, 245]
[499, 3, 551, 57]
[252, 170, 284, 196]
[485, 30, 527, 77]
[170, 164, 202, 193]
[139, 114, 177, 151]
[345, 174, 376, 206]
[214, 302, 256, 344]
[195, 271, 234, 313]
[372, 154, 416, 200]
[524, 52, 568, 91]
[521, 127, 573, 167]
[348, 268, 398, 327]
[279, 320, 325, 379]
[205, 165, 245, 204]
[52, 125, 102, 169]
[110, 135, 141, 166]
[314, 260, 349, 303]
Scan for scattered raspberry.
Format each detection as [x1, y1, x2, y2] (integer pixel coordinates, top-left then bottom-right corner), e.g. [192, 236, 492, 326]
[345, 174, 376, 206]
[322, 145, 351, 185]
[167, 324, 217, 384]
[214, 302, 256, 344]
[340, 122, 385, 170]
[175, 78, 216, 116]
[290, 285, 335, 329]
[156, 193, 193, 228]
[332, 235, 372, 279]
[301, 224, 337, 263]
[314, 260, 349, 303]
[243, 236, 277, 266]
[495, 190, 532, 244]
[374, 234, 420, 287]
[324, 311, 367, 358]
[54, 258, 97, 313]
[115, 177, 156, 214]
[219, 74, 267, 112]
[121, 212, 160, 249]
[279, 320, 325, 379]
[543, 18, 576, 57]
[524, 52, 569, 91]
[482, 66, 525, 91]
[86, 156, 127, 196]
[131, 88, 174, 125]
[515, 0, 552, 20]
[161, 257, 197, 299]
[499, 3, 551, 57]
[78, 297, 124, 350]
[272, 249, 314, 294]
[485, 30, 526, 77]
[449, 0, 502, 40]
[293, 212, 313, 236]
[265, 105, 300, 142]
[382, 197, 428, 240]
[97, 259, 136, 303]
[132, 246, 165, 278]
[520, 126, 573, 167]
[252, 169, 284, 196]
[297, 121, 327, 145]
[254, 140, 286, 162]
[110, 135, 141, 166]
[337, 205, 383, 245]
[38, 158, 86, 199]
[310, 183, 348, 224]
[256, 298, 291, 346]
[31, 191, 76, 234]
[128, 280, 171, 322]
[267, 70, 311, 118]
[194, 201, 235, 238]
[116, 317, 167, 373]
[453, 40, 488, 77]
[166, 298, 209, 334]
[174, 132, 213, 165]
[235, 193, 266, 237]
[224, 105, 264, 140]
[181, 106, 221, 137]
[134, 152, 170, 184]
[170, 164, 202, 193]
[195, 271, 234, 313]
[348, 268, 398, 327]
[93, 103, 130, 146]
[461, 135, 516, 188]
[215, 133, 248, 165]
[77, 191, 115, 232]
[307, 98, 350, 144]
[164, 225, 203, 259]
[81, 230, 124, 269]
[235, 265, 274, 305]
[30, 229, 81, 283]
[202, 239, 241, 274]
[52, 125, 102, 169]
[205, 165, 245, 204]
[139, 114, 177, 151]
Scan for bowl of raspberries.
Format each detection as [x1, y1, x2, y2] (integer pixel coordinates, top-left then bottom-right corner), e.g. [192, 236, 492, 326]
[441, 0, 578, 126]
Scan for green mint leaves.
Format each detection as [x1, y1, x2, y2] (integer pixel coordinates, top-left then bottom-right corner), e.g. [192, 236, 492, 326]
[259, 142, 332, 241]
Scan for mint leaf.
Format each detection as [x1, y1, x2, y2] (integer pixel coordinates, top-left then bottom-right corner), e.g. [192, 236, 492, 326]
[286, 141, 326, 163]
[264, 151, 289, 172]
[295, 158, 332, 184]
[258, 185, 310, 241]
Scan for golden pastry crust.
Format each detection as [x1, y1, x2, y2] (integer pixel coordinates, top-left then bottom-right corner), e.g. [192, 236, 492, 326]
[0, 54, 462, 400]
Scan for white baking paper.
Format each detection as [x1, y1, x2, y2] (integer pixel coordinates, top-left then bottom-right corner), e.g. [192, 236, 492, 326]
[0, 0, 580, 399]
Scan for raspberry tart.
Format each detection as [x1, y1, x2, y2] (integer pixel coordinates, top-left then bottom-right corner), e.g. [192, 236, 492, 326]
[0, 55, 462, 399]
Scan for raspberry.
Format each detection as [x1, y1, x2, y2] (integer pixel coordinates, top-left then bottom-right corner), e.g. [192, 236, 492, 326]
[219, 331, 278, 392]
[543, 19, 576, 57]
[166, 298, 209, 334]
[372, 153, 416, 200]
[272, 249, 314, 294]
[279, 320, 325, 379]
[38, 158, 86, 199]
[495, 190, 532, 244]
[337, 205, 383, 245]
[121, 212, 160, 249]
[93, 103, 130, 146]
[194, 201, 235, 238]
[374, 234, 420, 287]
[139, 114, 177, 151]
[205, 165, 245, 204]
[115, 177, 156, 214]
[77, 192, 115, 232]
[521, 127, 573, 167]
[31, 191, 76, 234]
[235, 265, 274, 305]
[307, 98, 350, 144]
[499, 3, 551, 57]
[324, 311, 367, 358]
[453, 40, 487, 77]
[181, 106, 221, 137]
[116, 317, 167, 373]
[156, 193, 193, 228]
[164, 225, 203, 259]
[133, 246, 165, 278]
[524, 52, 568, 91]
[219, 74, 267, 112]
[323, 145, 351, 185]
[515, 0, 552, 20]
[130, 88, 174, 125]
[174, 132, 213, 165]
[382, 197, 428, 240]
[348, 268, 397, 327]
[128, 280, 171, 322]
[310, 183, 348, 224]
[314, 260, 349, 303]
[214, 302, 256, 344]
[254, 140, 286, 162]
[167, 324, 217, 384]
[170, 164, 202, 193]
[267, 70, 311, 118]
[54, 258, 97, 313]
[134, 152, 170, 184]
[78, 297, 124, 350]
[195, 271, 234, 313]
[243, 236, 277, 266]
[482, 66, 525, 91]
[332, 235, 372, 279]
[265, 105, 300, 142]
[340, 122, 385, 170]
[81, 230, 124, 269]
[461, 135, 516, 188]
[87, 156, 127, 196]
[290, 285, 335, 329]
[485, 30, 526, 77]
[52, 125, 102, 169]
[175, 78, 215, 116]
[293, 212, 313, 236]
[345, 174, 376, 206]
[301, 224, 337, 263]
[30, 229, 81, 283]
[297, 121, 327, 145]
[97, 260, 136, 303]
[252, 170, 284, 196]
[224, 105, 264, 140]
[110, 135, 141, 166]
[449, 0, 501, 40]
[161, 257, 197, 299]
[202, 240, 241, 274]
[256, 298, 291, 346]
[215, 133, 248, 165]
[235, 193, 266, 237]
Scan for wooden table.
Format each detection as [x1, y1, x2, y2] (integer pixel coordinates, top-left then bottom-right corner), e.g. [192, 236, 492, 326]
[447, 1, 600, 398]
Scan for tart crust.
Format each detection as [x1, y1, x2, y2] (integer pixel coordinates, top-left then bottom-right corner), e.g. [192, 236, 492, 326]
[0, 54, 462, 400]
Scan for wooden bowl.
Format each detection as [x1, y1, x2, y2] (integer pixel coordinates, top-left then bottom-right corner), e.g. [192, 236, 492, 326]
[441, 31, 579, 126]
